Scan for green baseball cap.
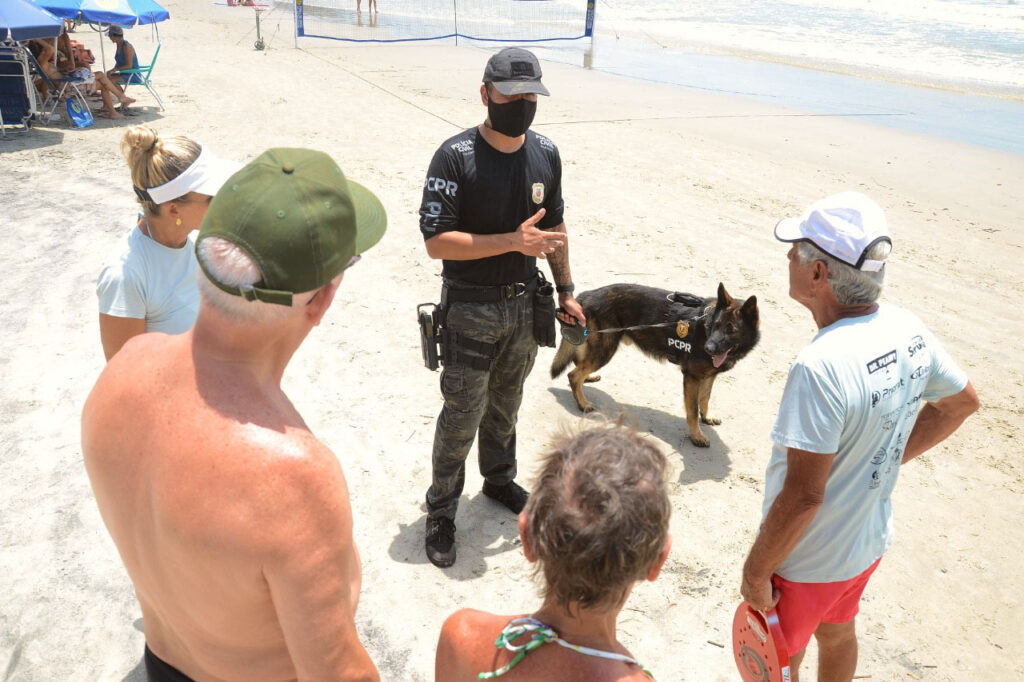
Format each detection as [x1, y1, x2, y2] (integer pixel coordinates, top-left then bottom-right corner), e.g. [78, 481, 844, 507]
[196, 148, 387, 306]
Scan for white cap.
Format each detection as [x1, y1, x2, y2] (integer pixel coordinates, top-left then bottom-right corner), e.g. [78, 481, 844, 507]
[774, 191, 892, 272]
[146, 146, 241, 205]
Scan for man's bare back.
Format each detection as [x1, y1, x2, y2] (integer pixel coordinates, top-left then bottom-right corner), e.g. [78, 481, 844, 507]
[83, 329, 372, 680]
[82, 147, 386, 681]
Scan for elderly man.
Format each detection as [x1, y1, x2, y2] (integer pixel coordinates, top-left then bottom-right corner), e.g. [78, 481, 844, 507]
[741, 192, 978, 682]
[82, 149, 386, 681]
[418, 47, 586, 568]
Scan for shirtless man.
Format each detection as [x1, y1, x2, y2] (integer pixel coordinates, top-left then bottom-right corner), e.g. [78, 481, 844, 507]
[82, 148, 387, 681]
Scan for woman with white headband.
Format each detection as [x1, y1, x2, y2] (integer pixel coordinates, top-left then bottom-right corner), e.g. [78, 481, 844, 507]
[96, 126, 239, 361]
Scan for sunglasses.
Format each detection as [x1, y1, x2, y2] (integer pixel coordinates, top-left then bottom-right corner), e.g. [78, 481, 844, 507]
[305, 255, 361, 306]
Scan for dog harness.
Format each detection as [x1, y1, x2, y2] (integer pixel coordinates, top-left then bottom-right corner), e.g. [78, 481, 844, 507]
[478, 617, 654, 679]
[559, 292, 717, 364]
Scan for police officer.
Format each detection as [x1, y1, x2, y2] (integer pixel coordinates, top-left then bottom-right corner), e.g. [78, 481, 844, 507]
[419, 47, 585, 568]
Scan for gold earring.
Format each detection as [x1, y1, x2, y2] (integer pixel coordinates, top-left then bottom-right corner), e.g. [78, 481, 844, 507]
[175, 218, 182, 227]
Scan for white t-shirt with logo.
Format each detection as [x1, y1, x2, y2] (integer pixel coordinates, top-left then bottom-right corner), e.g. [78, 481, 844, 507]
[763, 303, 968, 582]
[96, 226, 199, 335]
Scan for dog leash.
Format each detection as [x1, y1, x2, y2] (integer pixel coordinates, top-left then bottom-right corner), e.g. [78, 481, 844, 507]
[559, 299, 716, 343]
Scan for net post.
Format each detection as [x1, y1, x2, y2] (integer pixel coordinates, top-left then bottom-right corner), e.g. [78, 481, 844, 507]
[293, 0, 300, 48]
[584, 0, 596, 68]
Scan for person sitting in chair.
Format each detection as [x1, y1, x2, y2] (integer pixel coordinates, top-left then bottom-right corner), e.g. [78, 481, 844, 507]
[26, 39, 62, 100]
[92, 25, 138, 119]
[435, 423, 672, 680]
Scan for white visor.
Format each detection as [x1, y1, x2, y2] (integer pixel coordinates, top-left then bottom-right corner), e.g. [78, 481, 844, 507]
[146, 146, 242, 204]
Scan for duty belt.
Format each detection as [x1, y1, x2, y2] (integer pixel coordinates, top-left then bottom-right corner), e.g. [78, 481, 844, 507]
[443, 276, 538, 303]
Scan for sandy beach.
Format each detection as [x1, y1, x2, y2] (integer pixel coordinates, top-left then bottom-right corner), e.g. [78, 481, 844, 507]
[2, 2, 1023, 680]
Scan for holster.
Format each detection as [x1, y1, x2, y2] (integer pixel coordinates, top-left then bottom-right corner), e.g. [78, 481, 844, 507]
[417, 302, 442, 371]
[532, 271, 557, 348]
[434, 284, 499, 372]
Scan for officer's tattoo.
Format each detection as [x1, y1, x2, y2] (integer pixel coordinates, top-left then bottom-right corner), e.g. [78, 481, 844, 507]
[546, 225, 573, 288]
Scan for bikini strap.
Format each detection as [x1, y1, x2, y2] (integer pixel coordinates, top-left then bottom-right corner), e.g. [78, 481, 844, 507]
[478, 617, 654, 680]
[550, 636, 654, 677]
[478, 618, 556, 679]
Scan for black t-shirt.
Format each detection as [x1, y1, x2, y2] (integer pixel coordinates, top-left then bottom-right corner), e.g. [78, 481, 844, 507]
[419, 127, 564, 285]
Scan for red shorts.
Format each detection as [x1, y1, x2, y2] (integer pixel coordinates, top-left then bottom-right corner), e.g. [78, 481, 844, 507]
[772, 557, 882, 655]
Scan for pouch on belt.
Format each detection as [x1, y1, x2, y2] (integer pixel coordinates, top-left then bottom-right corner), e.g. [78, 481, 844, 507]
[532, 271, 556, 348]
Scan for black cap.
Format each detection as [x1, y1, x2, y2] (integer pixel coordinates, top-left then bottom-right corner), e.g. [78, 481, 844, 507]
[482, 47, 550, 97]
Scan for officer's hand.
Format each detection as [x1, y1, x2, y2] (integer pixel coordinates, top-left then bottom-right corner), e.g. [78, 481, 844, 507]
[558, 294, 586, 326]
[515, 209, 565, 259]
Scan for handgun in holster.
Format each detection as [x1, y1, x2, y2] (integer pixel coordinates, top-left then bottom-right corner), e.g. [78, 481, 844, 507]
[417, 302, 443, 371]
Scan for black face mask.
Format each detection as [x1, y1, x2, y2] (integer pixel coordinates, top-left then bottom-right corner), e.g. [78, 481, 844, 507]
[487, 97, 537, 138]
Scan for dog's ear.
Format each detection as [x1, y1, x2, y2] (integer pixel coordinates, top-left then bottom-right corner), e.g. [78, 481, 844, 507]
[717, 282, 733, 308]
[741, 295, 759, 326]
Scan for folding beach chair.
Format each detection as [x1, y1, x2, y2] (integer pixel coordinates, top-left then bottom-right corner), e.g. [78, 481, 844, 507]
[23, 46, 92, 128]
[120, 43, 164, 111]
[0, 42, 39, 137]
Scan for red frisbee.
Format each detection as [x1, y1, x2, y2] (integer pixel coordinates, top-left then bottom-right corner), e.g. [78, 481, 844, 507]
[732, 602, 791, 682]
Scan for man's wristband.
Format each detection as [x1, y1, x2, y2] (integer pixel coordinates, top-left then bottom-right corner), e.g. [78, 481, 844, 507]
[556, 283, 575, 294]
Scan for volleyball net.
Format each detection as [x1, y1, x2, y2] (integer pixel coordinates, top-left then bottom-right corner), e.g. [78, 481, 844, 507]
[294, 0, 595, 44]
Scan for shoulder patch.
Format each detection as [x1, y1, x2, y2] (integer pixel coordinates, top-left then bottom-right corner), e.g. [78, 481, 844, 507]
[448, 130, 475, 153]
[534, 133, 556, 152]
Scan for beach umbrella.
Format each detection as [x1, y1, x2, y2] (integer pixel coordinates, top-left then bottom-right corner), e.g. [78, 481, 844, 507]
[1, 0, 63, 41]
[31, 0, 169, 71]
[30, 0, 169, 27]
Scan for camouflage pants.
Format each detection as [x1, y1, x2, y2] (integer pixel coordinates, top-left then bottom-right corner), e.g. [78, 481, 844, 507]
[426, 289, 537, 520]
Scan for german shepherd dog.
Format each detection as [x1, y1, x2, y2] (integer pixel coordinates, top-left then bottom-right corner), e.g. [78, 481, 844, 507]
[551, 283, 760, 447]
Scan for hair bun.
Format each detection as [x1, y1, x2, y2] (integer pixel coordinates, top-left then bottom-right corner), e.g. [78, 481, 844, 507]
[122, 125, 159, 157]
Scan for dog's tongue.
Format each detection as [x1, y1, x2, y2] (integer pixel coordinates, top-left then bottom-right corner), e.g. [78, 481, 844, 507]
[713, 350, 730, 368]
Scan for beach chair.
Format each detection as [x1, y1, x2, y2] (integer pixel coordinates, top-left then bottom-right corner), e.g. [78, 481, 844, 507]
[23, 47, 92, 128]
[120, 43, 164, 111]
[0, 43, 39, 137]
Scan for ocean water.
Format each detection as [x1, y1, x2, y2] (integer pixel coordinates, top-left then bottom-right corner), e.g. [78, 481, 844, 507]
[531, 0, 1024, 154]
[589, 0, 1024, 97]
[295, 0, 1024, 153]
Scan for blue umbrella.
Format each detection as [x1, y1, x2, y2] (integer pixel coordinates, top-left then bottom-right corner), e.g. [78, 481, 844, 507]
[32, 0, 169, 71]
[1, 0, 63, 41]
[31, 0, 169, 26]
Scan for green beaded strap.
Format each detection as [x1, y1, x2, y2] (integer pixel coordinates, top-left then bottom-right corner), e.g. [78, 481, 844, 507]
[478, 617, 654, 679]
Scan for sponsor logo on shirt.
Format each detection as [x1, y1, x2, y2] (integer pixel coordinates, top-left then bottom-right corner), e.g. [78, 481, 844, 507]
[869, 470, 882, 489]
[532, 182, 545, 205]
[910, 365, 930, 380]
[881, 406, 903, 430]
[867, 350, 897, 374]
[871, 448, 888, 465]
[870, 378, 906, 408]
[906, 393, 923, 409]
[908, 335, 927, 357]
[424, 176, 458, 197]
[668, 338, 692, 353]
[888, 442, 903, 472]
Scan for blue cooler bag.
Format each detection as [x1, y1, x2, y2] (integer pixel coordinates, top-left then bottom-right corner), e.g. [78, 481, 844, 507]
[67, 98, 94, 128]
